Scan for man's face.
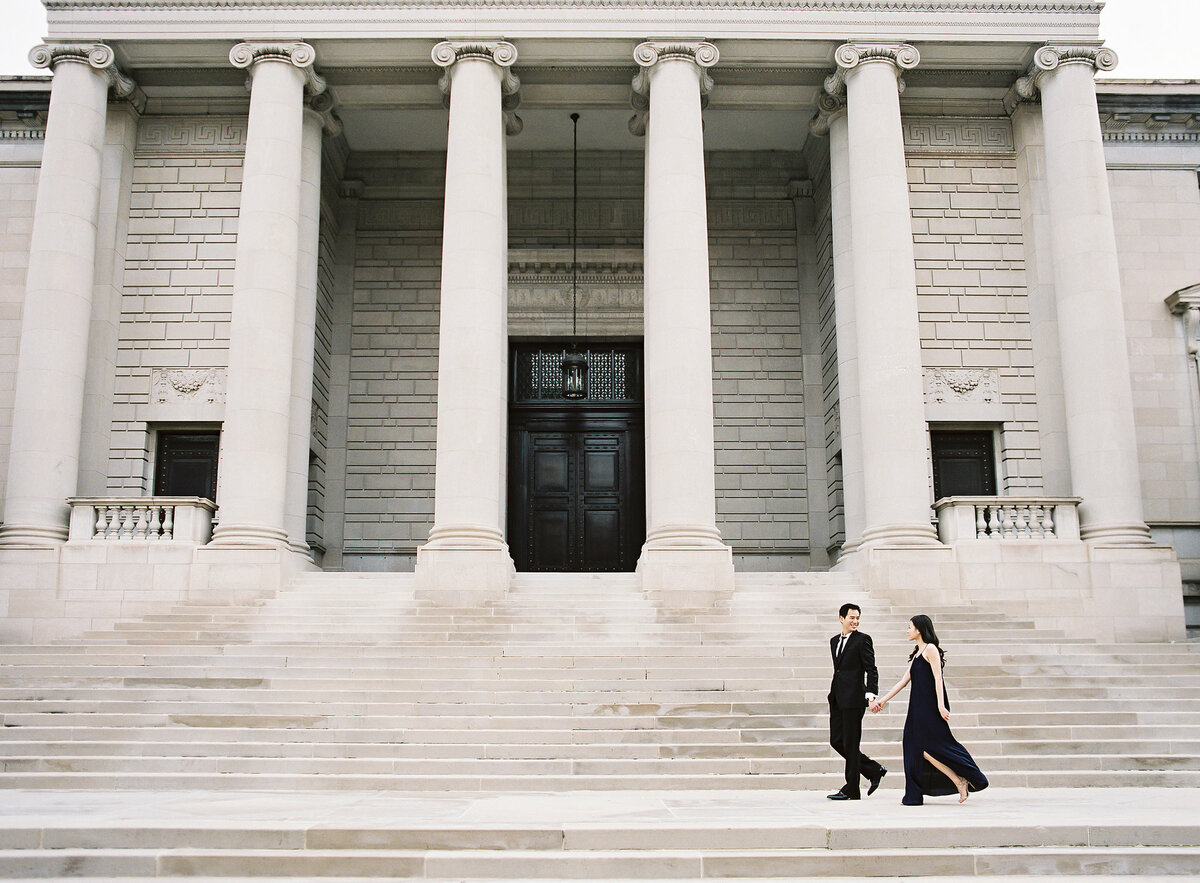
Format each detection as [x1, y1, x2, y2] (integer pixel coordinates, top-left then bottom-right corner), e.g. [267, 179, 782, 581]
[840, 609, 861, 633]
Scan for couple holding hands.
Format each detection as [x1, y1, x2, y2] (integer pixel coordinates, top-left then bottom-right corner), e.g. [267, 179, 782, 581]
[827, 603, 989, 806]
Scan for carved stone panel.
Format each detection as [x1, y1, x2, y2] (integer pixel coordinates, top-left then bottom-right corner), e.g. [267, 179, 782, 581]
[144, 367, 227, 422]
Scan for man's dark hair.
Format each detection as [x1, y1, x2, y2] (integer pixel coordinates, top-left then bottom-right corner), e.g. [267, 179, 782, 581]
[839, 602, 861, 619]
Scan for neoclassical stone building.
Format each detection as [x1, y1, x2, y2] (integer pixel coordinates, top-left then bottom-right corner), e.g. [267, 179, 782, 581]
[0, 0, 1197, 641]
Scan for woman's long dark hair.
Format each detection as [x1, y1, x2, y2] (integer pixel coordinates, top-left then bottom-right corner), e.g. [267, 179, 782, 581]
[908, 614, 946, 667]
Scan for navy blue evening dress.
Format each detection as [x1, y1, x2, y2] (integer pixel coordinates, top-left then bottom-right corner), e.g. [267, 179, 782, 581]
[902, 652, 989, 805]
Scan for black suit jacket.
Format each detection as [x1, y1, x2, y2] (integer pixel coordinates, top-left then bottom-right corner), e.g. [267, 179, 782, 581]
[828, 631, 879, 709]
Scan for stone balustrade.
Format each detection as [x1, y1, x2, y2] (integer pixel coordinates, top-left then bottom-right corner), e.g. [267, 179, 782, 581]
[934, 496, 1082, 544]
[66, 497, 217, 544]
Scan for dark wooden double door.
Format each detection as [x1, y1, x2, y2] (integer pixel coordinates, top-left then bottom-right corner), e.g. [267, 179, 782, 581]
[508, 410, 644, 572]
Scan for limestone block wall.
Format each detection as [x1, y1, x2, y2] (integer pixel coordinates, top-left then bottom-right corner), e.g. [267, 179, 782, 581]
[110, 117, 245, 491]
[905, 122, 1045, 496]
[1109, 166, 1200, 526]
[339, 149, 814, 569]
[0, 132, 42, 519]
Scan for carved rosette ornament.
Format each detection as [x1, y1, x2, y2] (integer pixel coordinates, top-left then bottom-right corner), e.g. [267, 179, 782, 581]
[1010, 43, 1118, 108]
[629, 41, 719, 137]
[432, 41, 523, 136]
[229, 42, 326, 96]
[28, 42, 138, 103]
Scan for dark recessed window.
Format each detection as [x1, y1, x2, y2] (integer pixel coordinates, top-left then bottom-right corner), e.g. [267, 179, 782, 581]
[931, 429, 997, 500]
[154, 431, 220, 502]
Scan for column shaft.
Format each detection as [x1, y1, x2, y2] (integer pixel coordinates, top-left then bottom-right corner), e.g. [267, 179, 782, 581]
[0, 50, 112, 545]
[841, 47, 939, 546]
[415, 42, 519, 599]
[210, 49, 310, 547]
[632, 42, 733, 596]
[284, 108, 325, 554]
[825, 109, 867, 552]
[1035, 50, 1151, 543]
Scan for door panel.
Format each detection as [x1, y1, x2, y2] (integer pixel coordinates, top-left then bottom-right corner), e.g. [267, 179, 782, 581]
[509, 411, 644, 572]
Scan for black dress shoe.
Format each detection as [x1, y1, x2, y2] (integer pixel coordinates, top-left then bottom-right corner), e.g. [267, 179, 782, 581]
[827, 791, 857, 800]
[867, 768, 888, 796]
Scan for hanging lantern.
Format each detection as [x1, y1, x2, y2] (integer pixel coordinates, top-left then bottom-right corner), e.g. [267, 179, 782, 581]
[562, 349, 587, 399]
[560, 111, 586, 400]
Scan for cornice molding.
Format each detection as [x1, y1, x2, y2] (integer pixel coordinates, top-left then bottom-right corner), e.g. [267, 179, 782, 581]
[229, 41, 327, 95]
[432, 41, 522, 136]
[28, 42, 140, 106]
[41, 1, 1106, 9]
[629, 41, 718, 137]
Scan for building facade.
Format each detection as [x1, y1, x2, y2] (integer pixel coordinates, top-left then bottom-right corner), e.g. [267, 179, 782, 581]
[0, 1, 1197, 641]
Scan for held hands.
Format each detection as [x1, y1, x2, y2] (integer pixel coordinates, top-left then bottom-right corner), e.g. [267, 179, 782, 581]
[869, 699, 885, 714]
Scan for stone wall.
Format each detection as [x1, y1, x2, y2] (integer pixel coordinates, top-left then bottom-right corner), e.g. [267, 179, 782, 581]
[0, 133, 41, 520]
[907, 143, 1045, 494]
[111, 117, 245, 492]
[339, 149, 814, 569]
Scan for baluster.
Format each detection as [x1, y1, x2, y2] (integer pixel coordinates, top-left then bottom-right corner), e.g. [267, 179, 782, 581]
[999, 505, 1015, 539]
[1029, 505, 1045, 538]
[104, 506, 120, 539]
[975, 505, 987, 539]
[133, 506, 149, 539]
[1014, 505, 1029, 538]
[162, 505, 175, 541]
[148, 506, 163, 540]
[1042, 505, 1056, 539]
[94, 506, 107, 540]
[119, 506, 136, 539]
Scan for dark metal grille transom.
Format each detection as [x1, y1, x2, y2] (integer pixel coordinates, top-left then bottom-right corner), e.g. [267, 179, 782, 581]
[512, 344, 642, 404]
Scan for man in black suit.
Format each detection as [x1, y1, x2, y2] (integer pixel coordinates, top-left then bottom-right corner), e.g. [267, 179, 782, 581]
[827, 602, 887, 799]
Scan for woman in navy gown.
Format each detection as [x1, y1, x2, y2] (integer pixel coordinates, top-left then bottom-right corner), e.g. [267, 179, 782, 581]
[870, 615, 988, 805]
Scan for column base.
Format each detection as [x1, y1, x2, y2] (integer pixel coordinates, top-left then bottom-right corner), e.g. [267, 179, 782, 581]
[637, 525, 735, 608]
[207, 523, 291, 549]
[1080, 520, 1155, 545]
[859, 522, 942, 547]
[0, 523, 68, 549]
[414, 525, 514, 606]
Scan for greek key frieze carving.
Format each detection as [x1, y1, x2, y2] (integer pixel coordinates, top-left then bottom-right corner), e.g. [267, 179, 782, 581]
[903, 118, 1014, 155]
[136, 117, 248, 154]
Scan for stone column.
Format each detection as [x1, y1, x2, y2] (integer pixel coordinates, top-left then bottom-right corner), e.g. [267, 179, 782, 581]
[283, 95, 337, 555]
[811, 93, 866, 556]
[0, 44, 134, 547]
[1017, 45, 1152, 543]
[828, 43, 939, 548]
[209, 42, 325, 549]
[630, 41, 734, 597]
[414, 42, 522, 601]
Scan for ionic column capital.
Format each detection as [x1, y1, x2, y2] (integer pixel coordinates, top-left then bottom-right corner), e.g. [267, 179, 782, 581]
[1010, 43, 1118, 108]
[29, 42, 138, 102]
[824, 42, 919, 97]
[809, 89, 847, 137]
[629, 41, 718, 137]
[229, 42, 326, 96]
[305, 89, 342, 137]
[432, 41, 522, 136]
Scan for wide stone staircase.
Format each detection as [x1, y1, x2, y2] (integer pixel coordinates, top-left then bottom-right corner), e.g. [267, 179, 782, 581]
[1, 570, 1199, 877]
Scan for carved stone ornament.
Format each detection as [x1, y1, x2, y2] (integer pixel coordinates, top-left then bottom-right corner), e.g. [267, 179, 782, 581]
[1010, 43, 1118, 107]
[306, 89, 342, 137]
[629, 41, 718, 137]
[1166, 283, 1200, 357]
[432, 41, 523, 136]
[229, 42, 326, 96]
[28, 43, 137, 102]
[151, 368, 227, 407]
[925, 368, 1000, 405]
